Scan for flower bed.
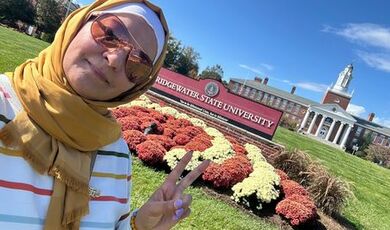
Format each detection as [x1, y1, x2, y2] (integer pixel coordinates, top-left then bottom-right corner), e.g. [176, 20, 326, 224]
[115, 95, 320, 227]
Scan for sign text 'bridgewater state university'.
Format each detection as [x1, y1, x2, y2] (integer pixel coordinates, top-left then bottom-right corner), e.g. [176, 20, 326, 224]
[150, 68, 283, 140]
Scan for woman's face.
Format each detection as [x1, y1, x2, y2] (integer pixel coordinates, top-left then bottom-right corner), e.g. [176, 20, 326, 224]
[63, 13, 157, 101]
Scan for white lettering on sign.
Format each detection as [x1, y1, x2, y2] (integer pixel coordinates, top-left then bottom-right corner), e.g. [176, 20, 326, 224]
[155, 76, 275, 129]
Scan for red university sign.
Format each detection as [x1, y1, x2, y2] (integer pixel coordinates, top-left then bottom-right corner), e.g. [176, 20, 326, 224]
[150, 68, 283, 140]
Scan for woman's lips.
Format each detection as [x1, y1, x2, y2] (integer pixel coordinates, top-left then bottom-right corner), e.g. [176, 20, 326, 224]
[87, 60, 109, 85]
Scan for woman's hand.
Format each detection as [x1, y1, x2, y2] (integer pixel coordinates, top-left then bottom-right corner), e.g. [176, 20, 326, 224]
[135, 151, 210, 230]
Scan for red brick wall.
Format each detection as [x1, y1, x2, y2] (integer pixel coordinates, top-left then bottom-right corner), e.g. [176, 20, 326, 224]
[146, 93, 284, 160]
[322, 91, 351, 110]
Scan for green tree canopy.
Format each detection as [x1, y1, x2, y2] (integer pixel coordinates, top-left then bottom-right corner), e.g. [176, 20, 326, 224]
[199, 64, 224, 81]
[163, 35, 200, 77]
[36, 0, 64, 38]
[0, 0, 35, 26]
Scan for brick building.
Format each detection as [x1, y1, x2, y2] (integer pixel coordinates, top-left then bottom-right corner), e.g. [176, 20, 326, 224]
[228, 64, 390, 150]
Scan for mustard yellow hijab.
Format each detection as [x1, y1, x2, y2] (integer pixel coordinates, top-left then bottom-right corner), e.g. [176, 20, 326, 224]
[0, 0, 168, 229]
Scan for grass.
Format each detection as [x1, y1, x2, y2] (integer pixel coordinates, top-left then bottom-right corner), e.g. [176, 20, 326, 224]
[274, 127, 390, 230]
[0, 26, 49, 73]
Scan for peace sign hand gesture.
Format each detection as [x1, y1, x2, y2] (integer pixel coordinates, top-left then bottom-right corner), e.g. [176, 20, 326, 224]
[134, 151, 210, 230]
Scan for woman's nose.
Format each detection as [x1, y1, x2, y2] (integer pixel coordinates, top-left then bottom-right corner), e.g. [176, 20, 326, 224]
[104, 47, 131, 71]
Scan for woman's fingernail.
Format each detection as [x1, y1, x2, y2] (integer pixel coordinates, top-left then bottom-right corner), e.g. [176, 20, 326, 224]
[174, 199, 183, 209]
[175, 208, 184, 217]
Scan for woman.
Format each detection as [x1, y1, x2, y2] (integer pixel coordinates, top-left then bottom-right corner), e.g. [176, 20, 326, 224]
[0, 0, 209, 229]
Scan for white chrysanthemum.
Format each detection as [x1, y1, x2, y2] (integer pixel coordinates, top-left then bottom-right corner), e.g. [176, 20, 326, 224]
[160, 107, 179, 116]
[202, 136, 234, 164]
[245, 143, 266, 164]
[164, 148, 202, 171]
[176, 113, 190, 120]
[189, 117, 207, 128]
[129, 100, 148, 107]
[205, 127, 224, 138]
[145, 103, 161, 109]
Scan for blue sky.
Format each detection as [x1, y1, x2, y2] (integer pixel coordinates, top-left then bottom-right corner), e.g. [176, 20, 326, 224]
[79, 0, 390, 127]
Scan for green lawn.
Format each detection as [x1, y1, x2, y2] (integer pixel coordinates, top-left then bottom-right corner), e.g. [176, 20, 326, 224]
[0, 26, 49, 73]
[274, 127, 390, 230]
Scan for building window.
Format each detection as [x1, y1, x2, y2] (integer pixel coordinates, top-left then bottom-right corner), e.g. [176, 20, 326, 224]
[243, 87, 250, 97]
[293, 104, 301, 115]
[355, 126, 363, 137]
[250, 89, 257, 99]
[286, 102, 294, 112]
[275, 97, 281, 107]
[269, 95, 275, 105]
[281, 100, 288, 110]
[386, 138, 390, 147]
[262, 93, 269, 103]
[232, 83, 239, 92]
[375, 135, 384, 145]
[256, 91, 263, 101]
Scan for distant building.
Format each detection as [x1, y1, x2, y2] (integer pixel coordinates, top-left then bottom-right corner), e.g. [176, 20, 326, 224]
[228, 64, 390, 151]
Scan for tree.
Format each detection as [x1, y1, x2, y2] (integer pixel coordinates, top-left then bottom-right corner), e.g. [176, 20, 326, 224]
[163, 34, 200, 78]
[0, 0, 35, 26]
[36, 0, 65, 41]
[163, 34, 182, 70]
[199, 64, 224, 81]
[365, 144, 390, 168]
[175, 46, 200, 77]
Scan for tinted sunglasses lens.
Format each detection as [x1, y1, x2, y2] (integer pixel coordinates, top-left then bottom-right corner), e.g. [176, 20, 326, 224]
[91, 14, 130, 48]
[126, 60, 153, 84]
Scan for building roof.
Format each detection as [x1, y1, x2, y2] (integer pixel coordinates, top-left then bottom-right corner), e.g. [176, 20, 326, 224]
[352, 115, 390, 136]
[230, 78, 319, 106]
[310, 103, 356, 124]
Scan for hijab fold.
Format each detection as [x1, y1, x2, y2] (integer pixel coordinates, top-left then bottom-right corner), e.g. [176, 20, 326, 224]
[0, 0, 168, 229]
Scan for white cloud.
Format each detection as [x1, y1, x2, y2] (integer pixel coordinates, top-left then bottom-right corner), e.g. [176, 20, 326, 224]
[295, 82, 328, 93]
[323, 23, 390, 73]
[373, 117, 390, 128]
[322, 23, 390, 50]
[347, 104, 367, 116]
[260, 63, 274, 71]
[238, 64, 263, 75]
[356, 51, 390, 72]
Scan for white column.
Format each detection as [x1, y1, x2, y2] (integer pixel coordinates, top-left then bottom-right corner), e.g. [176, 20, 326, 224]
[307, 112, 318, 135]
[315, 115, 326, 137]
[340, 124, 353, 148]
[333, 122, 344, 144]
[299, 110, 311, 130]
[326, 119, 336, 141]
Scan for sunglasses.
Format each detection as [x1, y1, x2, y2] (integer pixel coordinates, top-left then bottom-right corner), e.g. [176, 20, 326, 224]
[91, 13, 153, 85]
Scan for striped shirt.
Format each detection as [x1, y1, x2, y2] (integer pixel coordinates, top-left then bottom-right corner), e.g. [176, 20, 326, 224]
[0, 74, 133, 230]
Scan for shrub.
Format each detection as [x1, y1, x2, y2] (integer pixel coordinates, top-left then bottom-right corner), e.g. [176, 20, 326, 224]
[122, 130, 146, 151]
[146, 134, 176, 151]
[304, 164, 353, 215]
[111, 107, 137, 118]
[202, 155, 253, 189]
[279, 116, 299, 131]
[163, 128, 176, 139]
[244, 143, 267, 164]
[165, 118, 193, 130]
[275, 169, 289, 181]
[233, 144, 247, 155]
[136, 140, 166, 166]
[280, 180, 309, 198]
[173, 134, 192, 145]
[185, 141, 209, 152]
[275, 195, 317, 226]
[149, 111, 167, 123]
[177, 126, 205, 138]
[202, 136, 234, 164]
[365, 144, 390, 168]
[225, 136, 239, 145]
[117, 116, 141, 131]
[272, 149, 312, 185]
[188, 117, 207, 128]
[204, 127, 224, 138]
